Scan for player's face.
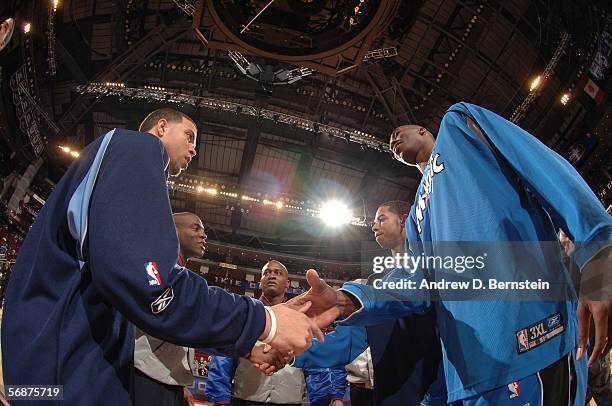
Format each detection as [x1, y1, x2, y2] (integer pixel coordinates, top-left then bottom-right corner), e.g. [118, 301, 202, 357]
[372, 206, 404, 249]
[176, 215, 207, 259]
[260, 261, 289, 299]
[389, 125, 425, 166]
[161, 117, 197, 176]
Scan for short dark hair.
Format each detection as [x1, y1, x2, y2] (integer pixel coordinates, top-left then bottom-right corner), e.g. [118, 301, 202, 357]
[378, 200, 411, 218]
[139, 108, 196, 132]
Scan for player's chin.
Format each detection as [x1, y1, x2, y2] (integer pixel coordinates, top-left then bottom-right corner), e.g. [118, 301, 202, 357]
[169, 165, 183, 176]
[399, 150, 418, 166]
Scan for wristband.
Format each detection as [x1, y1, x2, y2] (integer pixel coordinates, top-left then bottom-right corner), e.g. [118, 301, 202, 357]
[261, 306, 277, 344]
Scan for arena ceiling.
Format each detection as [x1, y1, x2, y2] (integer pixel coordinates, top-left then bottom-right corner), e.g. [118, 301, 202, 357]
[0, 0, 609, 262]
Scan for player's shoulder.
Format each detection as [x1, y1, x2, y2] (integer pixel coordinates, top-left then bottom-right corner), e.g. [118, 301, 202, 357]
[107, 128, 167, 158]
[110, 128, 164, 147]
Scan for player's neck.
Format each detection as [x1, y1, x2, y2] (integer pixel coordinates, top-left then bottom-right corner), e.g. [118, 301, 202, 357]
[264, 294, 285, 306]
[417, 161, 427, 173]
[390, 246, 406, 257]
[416, 148, 433, 173]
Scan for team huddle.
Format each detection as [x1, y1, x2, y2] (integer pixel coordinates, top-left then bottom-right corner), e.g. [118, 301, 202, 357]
[2, 104, 611, 405]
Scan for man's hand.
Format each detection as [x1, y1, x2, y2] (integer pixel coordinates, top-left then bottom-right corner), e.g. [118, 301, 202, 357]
[183, 387, 195, 406]
[576, 299, 612, 366]
[576, 246, 612, 367]
[248, 342, 291, 376]
[286, 269, 359, 328]
[258, 301, 322, 356]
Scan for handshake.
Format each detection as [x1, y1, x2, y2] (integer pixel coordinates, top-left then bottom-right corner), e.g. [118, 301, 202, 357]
[245, 269, 359, 374]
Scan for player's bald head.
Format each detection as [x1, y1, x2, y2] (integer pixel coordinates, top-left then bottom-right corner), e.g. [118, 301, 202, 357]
[173, 212, 201, 227]
[262, 260, 288, 276]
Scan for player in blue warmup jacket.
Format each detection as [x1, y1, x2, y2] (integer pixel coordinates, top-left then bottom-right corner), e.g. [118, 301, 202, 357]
[1, 108, 321, 405]
[291, 102, 611, 405]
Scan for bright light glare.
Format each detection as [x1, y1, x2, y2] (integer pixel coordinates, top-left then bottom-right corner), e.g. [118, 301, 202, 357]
[529, 75, 541, 92]
[560, 93, 570, 105]
[69, 151, 80, 158]
[23, 22, 31, 34]
[319, 200, 352, 227]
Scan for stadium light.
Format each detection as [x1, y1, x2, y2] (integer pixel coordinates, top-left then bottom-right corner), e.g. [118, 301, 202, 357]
[319, 200, 352, 227]
[560, 93, 570, 105]
[58, 145, 80, 158]
[529, 75, 541, 92]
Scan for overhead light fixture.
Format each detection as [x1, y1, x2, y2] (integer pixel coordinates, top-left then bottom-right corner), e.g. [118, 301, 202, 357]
[560, 93, 570, 105]
[52, 0, 60, 12]
[529, 75, 541, 92]
[58, 145, 80, 158]
[23, 22, 31, 34]
[319, 200, 352, 227]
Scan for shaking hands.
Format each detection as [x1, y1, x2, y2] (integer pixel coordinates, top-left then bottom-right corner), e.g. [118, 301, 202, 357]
[249, 269, 361, 375]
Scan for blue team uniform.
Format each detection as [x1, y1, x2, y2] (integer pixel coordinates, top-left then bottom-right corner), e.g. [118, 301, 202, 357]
[339, 102, 611, 404]
[205, 356, 347, 405]
[294, 271, 445, 405]
[2, 129, 266, 404]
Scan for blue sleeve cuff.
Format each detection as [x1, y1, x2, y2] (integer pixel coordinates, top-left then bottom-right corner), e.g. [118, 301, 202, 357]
[575, 226, 612, 271]
[338, 281, 431, 326]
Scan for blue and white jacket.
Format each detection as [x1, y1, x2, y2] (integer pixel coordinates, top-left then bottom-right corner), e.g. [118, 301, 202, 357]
[2, 129, 266, 404]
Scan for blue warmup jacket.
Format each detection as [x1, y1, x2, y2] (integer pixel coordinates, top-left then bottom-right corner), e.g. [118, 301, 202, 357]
[303, 367, 347, 404]
[204, 356, 347, 403]
[1, 129, 266, 404]
[294, 271, 444, 406]
[339, 102, 611, 402]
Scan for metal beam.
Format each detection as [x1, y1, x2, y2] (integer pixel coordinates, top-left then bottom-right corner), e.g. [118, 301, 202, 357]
[364, 65, 417, 128]
[57, 18, 190, 140]
[237, 121, 261, 184]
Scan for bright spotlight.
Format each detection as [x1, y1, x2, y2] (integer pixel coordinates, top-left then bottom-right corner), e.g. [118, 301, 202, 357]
[23, 22, 31, 34]
[69, 151, 80, 158]
[529, 75, 541, 92]
[275, 201, 283, 209]
[319, 200, 352, 227]
[560, 93, 570, 105]
[52, 0, 60, 12]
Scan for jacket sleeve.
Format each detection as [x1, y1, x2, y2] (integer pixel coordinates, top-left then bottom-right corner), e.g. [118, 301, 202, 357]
[338, 262, 431, 326]
[293, 325, 368, 368]
[456, 102, 612, 269]
[330, 367, 348, 400]
[86, 131, 265, 355]
[204, 355, 237, 404]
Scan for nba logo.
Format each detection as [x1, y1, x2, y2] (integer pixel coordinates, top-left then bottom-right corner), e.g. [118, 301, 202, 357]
[507, 381, 520, 399]
[517, 329, 529, 352]
[145, 262, 162, 286]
